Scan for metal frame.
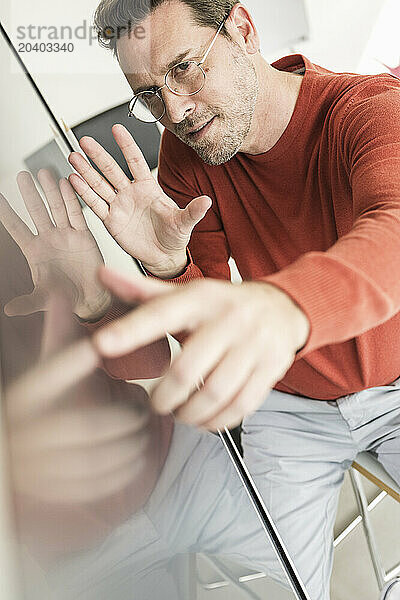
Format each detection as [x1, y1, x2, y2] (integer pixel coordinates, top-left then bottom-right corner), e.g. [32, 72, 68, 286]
[196, 555, 264, 599]
[349, 466, 400, 593]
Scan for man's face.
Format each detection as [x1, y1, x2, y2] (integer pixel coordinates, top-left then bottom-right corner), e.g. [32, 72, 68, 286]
[117, 1, 259, 166]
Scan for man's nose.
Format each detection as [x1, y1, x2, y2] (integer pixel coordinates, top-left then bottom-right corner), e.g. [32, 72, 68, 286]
[161, 87, 196, 124]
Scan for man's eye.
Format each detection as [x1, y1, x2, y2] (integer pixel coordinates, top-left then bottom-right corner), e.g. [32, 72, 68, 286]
[176, 62, 191, 72]
[171, 62, 196, 78]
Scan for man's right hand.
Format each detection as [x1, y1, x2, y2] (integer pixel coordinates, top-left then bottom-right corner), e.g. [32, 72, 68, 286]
[68, 124, 212, 279]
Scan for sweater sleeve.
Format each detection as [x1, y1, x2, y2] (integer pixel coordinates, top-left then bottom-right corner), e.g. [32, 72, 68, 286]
[156, 131, 231, 284]
[262, 80, 400, 356]
[82, 297, 171, 380]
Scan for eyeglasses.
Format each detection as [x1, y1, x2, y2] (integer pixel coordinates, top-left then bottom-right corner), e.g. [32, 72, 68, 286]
[128, 19, 226, 123]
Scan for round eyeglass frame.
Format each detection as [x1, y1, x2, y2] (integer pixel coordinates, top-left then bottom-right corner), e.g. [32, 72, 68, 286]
[128, 62, 207, 122]
[127, 18, 227, 123]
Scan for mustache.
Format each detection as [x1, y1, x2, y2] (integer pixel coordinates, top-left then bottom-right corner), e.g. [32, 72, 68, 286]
[175, 112, 218, 136]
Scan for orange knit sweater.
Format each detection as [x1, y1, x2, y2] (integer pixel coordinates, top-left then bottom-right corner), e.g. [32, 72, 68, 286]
[157, 54, 400, 400]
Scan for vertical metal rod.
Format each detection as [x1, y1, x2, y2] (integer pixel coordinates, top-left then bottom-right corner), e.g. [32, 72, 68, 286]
[349, 468, 386, 590]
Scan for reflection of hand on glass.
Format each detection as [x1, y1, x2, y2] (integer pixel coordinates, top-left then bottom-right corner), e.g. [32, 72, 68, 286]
[8, 365, 152, 505]
[5, 296, 162, 561]
[68, 124, 212, 279]
[0, 170, 111, 321]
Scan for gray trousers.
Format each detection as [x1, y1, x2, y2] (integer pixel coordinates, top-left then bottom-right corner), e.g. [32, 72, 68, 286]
[242, 377, 400, 599]
[49, 379, 400, 600]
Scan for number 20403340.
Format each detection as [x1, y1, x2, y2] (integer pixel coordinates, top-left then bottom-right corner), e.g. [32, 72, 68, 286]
[18, 42, 74, 53]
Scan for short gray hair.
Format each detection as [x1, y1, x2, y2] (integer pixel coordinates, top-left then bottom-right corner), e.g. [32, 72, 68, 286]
[94, 0, 239, 57]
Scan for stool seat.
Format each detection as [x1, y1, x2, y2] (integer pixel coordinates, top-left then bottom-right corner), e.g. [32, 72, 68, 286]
[352, 452, 400, 502]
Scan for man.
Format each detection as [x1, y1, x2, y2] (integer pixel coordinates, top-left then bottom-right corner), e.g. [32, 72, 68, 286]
[3, 0, 400, 598]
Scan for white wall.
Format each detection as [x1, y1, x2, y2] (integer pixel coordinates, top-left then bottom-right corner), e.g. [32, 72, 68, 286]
[291, 0, 386, 72]
[358, 0, 400, 74]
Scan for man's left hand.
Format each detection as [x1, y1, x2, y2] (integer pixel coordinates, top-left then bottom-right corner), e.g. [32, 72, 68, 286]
[93, 268, 310, 431]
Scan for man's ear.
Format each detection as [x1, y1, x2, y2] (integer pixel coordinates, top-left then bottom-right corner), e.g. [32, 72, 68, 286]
[225, 4, 260, 55]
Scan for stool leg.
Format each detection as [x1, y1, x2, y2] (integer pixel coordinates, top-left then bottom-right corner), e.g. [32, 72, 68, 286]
[349, 468, 386, 590]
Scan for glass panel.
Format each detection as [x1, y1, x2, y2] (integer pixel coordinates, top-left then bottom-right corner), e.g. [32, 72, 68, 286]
[0, 12, 310, 600]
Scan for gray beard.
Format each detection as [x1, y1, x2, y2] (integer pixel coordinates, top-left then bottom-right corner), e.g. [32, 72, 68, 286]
[190, 112, 253, 166]
[175, 46, 259, 166]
